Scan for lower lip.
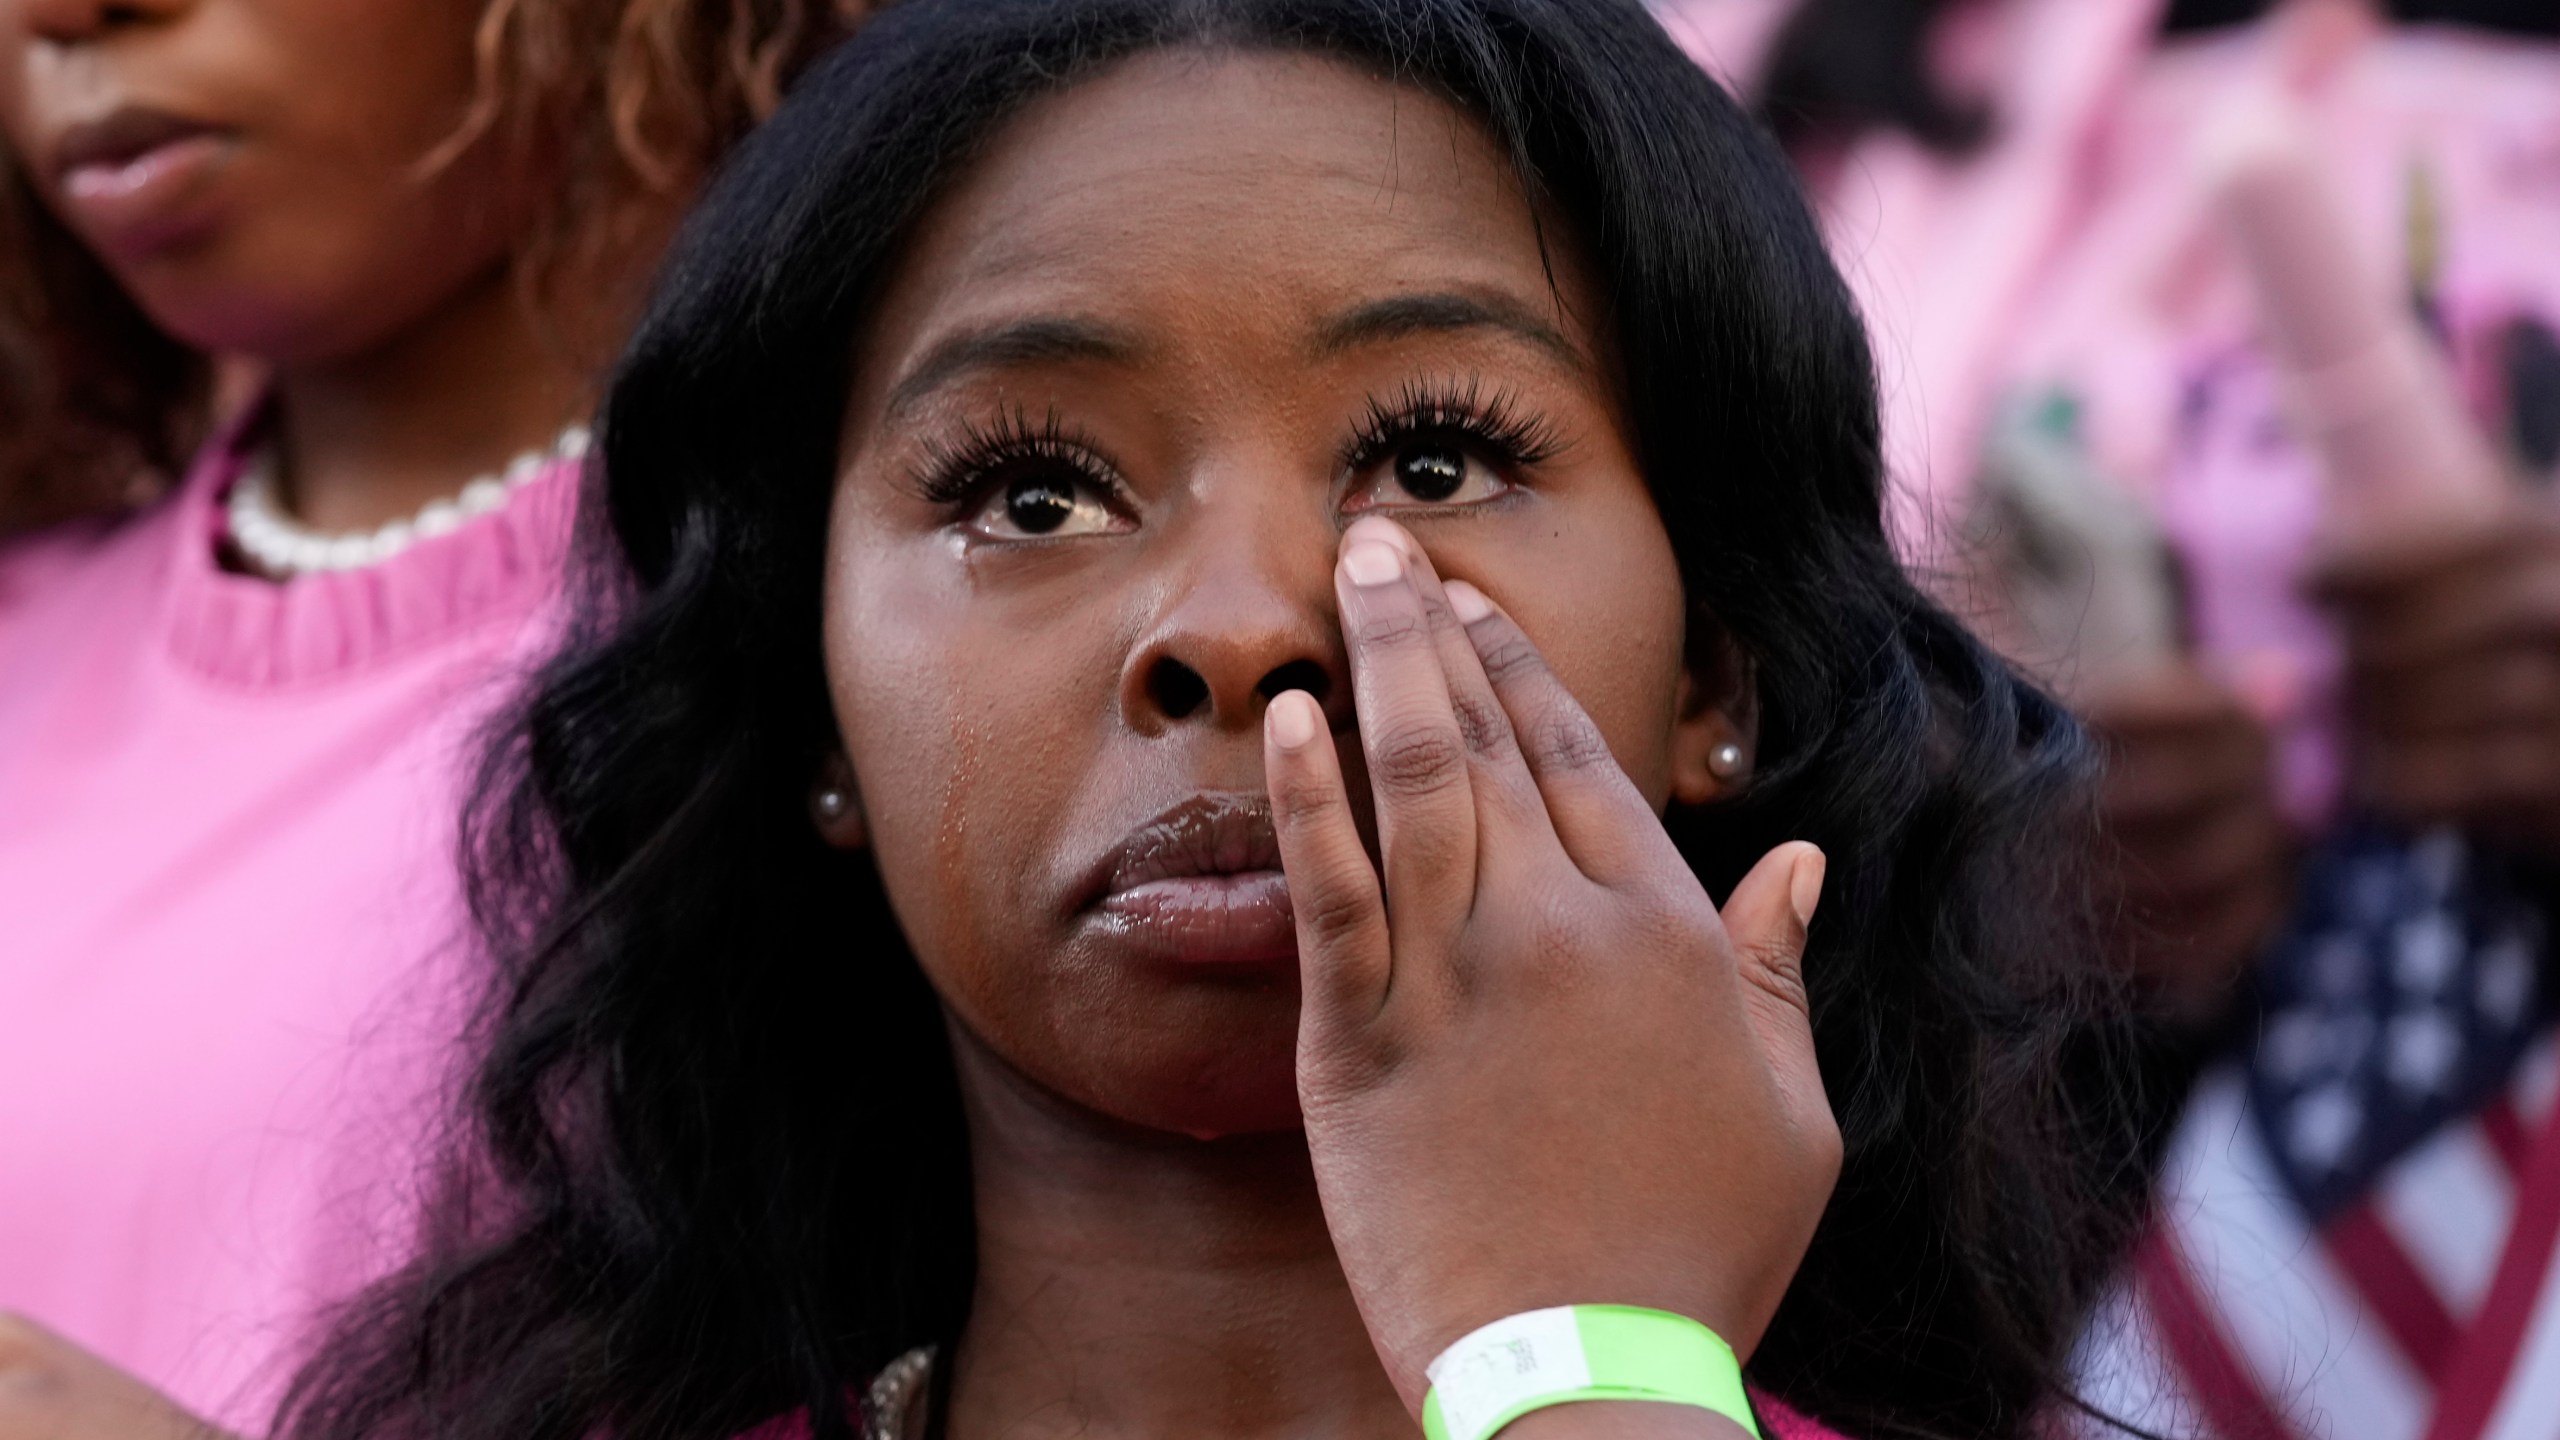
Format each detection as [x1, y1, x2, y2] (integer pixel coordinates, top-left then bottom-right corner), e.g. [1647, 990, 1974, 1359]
[1095, 871, 1298, 967]
[58, 133, 231, 255]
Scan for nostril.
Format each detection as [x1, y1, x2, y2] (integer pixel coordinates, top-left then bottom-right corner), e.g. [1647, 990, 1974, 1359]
[1146, 657, 1210, 721]
[1258, 659, 1330, 707]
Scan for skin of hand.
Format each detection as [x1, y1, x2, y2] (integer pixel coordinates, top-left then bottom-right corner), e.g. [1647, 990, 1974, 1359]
[2080, 661, 2293, 1027]
[0, 1314, 230, 1440]
[1267, 518, 1839, 1410]
[818, 51, 1823, 1440]
[2310, 496, 2560, 855]
[0, 0, 597, 530]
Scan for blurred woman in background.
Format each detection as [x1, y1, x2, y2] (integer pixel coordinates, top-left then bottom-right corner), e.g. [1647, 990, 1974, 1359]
[0, 0, 870, 1432]
[1659, 0, 2560, 1433]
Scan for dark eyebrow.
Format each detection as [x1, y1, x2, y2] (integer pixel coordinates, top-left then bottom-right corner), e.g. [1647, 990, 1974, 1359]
[1311, 291, 1589, 376]
[884, 316, 1144, 420]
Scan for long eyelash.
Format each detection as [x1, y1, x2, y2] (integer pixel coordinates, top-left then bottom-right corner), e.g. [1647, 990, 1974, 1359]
[907, 404, 1118, 508]
[1339, 376, 1567, 475]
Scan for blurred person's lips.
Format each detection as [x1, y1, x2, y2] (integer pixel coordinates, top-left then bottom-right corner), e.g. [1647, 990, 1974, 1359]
[1078, 793, 1298, 968]
[48, 106, 234, 256]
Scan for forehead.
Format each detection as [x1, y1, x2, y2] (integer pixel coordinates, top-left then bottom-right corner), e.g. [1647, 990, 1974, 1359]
[857, 47, 1599, 382]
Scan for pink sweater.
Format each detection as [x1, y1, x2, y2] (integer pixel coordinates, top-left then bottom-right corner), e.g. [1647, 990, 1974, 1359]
[0, 406, 574, 1429]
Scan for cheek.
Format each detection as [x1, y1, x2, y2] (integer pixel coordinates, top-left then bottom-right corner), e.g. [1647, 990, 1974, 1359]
[819, 529, 1305, 1136]
[118, 2, 519, 359]
[822, 546, 1103, 1019]
[0, 44, 28, 152]
[1445, 496, 1686, 805]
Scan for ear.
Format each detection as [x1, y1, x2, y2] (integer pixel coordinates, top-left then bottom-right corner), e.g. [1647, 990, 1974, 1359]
[809, 750, 868, 850]
[1669, 636, 1760, 808]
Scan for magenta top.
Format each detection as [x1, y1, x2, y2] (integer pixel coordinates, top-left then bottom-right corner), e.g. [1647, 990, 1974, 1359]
[0, 406, 576, 1429]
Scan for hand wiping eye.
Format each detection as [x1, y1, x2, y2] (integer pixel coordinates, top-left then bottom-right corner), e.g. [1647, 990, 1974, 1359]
[1265, 513, 1840, 1410]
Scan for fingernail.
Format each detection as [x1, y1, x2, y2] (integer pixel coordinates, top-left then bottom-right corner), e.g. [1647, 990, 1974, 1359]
[1445, 580, 1493, 624]
[1348, 515, 1415, 555]
[1789, 846, 1826, 928]
[1268, 691, 1319, 749]
[1342, 541, 1403, 588]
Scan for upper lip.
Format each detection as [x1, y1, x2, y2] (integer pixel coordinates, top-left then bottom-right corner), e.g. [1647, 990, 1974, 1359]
[1083, 793, 1283, 906]
[48, 105, 223, 184]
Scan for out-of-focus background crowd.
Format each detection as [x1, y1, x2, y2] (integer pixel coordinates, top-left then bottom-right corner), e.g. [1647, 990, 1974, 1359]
[1659, 6, 2560, 1436]
[1, 0, 2555, 1436]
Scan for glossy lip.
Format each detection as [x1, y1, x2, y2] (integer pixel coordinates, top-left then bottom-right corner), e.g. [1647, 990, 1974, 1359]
[1080, 793, 1297, 967]
[46, 105, 234, 255]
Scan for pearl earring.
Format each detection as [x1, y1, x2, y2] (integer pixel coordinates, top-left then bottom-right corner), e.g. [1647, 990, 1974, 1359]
[814, 786, 851, 821]
[1707, 742, 1746, 780]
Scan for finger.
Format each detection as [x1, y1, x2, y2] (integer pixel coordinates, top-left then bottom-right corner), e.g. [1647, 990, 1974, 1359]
[2079, 661, 2242, 733]
[1443, 584, 1667, 883]
[1336, 519, 1476, 936]
[2320, 537, 2560, 669]
[2099, 715, 2272, 829]
[2308, 516, 2511, 598]
[2347, 646, 2560, 740]
[1390, 556, 1551, 840]
[1265, 689, 1391, 1022]
[2110, 794, 2288, 904]
[2357, 725, 2560, 829]
[1718, 842, 1835, 1119]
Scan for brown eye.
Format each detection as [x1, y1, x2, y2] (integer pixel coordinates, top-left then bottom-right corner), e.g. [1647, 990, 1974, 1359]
[1394, 443, 1467, 502]
[964, 463, 1129, 541]
[1347, 438, 1510, 514]
[1005, 476, 1077, 534]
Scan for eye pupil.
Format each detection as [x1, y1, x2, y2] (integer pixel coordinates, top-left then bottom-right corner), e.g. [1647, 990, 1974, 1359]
[1395, 444, 1466, 502]
[1005, 476, 1076, 534]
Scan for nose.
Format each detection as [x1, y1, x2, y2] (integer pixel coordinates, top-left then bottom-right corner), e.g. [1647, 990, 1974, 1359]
[19, 0, 187, 44]
[1121, 500, 1352, 739]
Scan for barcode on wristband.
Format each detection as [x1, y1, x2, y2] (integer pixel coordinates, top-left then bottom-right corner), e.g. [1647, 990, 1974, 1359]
[1426, 1307, 1594, 1440]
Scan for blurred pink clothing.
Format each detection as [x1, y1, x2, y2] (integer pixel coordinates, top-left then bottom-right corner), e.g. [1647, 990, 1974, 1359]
[1662, 4, 2560, 1437]
[1668, 0, 2560, 605]
[0, 407, 573, 1428]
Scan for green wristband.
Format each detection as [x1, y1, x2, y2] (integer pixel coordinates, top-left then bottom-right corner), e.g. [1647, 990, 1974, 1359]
[1419, 1305, 1760, 1440]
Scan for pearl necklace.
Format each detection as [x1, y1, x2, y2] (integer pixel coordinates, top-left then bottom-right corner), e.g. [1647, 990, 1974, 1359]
[224, 424, 590, 578]
[864, 1348, 934, 1440]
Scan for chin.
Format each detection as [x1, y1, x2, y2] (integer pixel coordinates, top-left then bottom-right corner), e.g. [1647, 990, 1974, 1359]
[1155, 1072, 1306, 1141]
[125, 266, 335, 360]
[1071, 1027, 1307, 1140]
[122, 239, 433, 365]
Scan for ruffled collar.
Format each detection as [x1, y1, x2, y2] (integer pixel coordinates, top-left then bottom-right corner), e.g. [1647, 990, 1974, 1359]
[161, 398, 579, 687]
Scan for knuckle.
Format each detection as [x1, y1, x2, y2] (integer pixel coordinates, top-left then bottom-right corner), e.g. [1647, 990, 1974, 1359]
[1739, 936, 1814, 1018]
[1517, 907, 1587, 978]
[1352, 611, 1425, 650]
[1450, 692, 1513, 757]
[1369, 725, 1467, 797]
[1499, 889, 1620, 988]
[1272, 769, 1345, 825]
[1532, 711, 1616, 774]
[1390, 824, 1472, 899]
[1298, 1038, 1403, 1112]
[1297, 874, 1381, 951]
[1476, 633, 1545, 686]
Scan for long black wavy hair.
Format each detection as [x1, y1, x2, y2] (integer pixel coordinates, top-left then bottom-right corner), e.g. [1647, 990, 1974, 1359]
[278, 3, 2147, 1439]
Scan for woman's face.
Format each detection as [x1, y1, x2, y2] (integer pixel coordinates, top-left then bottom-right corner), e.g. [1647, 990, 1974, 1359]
[827, 51, 1710, 1137]
[0, 0, 524, 362]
